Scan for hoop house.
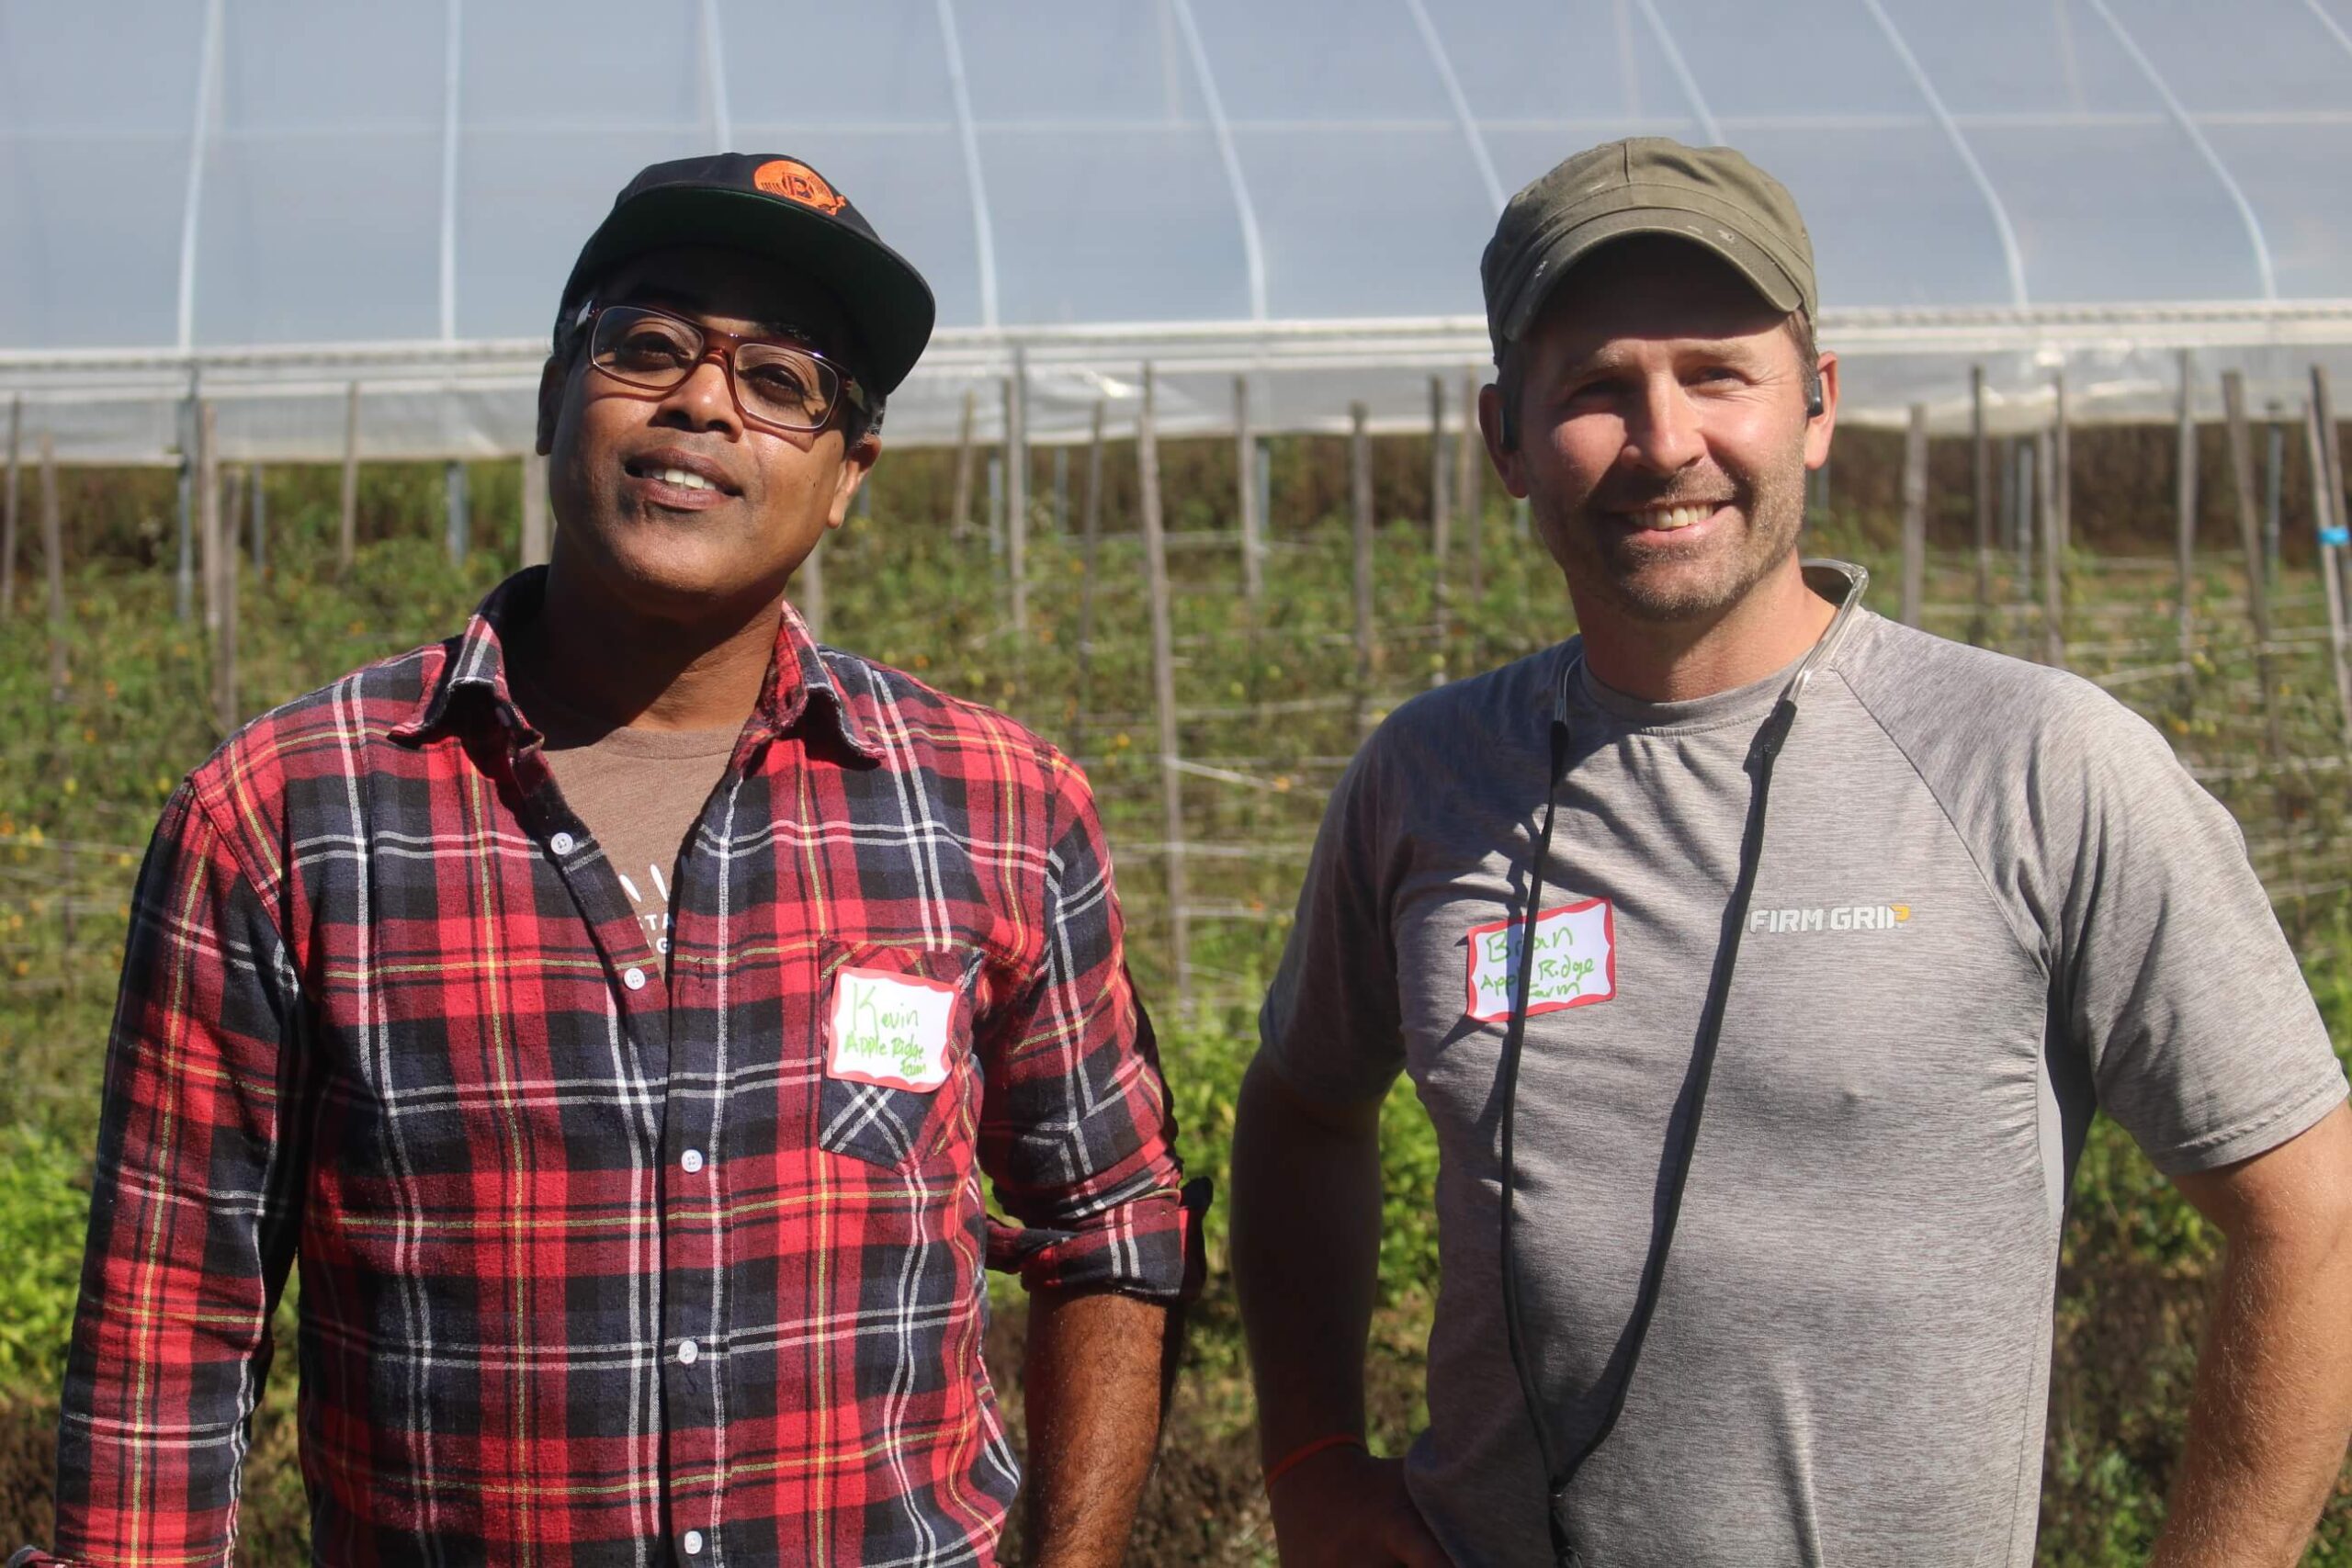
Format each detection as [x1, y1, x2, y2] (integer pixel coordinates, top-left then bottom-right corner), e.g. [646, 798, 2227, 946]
[6, 0, 2352, 460]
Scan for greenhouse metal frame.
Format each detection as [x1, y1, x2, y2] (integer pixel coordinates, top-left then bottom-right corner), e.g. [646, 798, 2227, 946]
[6, 0, 2352, 460]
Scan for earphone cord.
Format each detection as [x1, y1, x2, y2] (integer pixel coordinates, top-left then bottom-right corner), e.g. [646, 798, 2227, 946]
[1496, 695, 1800, 1568]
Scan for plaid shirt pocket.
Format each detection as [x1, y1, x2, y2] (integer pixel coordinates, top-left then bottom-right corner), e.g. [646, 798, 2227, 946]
[813, 941, 979, 1171]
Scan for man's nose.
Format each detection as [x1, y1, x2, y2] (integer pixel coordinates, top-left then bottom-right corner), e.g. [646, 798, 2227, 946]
[660, 355, 741, 434]
[1620, 377, 1704, 474]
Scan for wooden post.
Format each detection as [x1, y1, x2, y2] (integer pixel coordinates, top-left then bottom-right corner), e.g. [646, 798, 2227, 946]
[1351, 400, 1376, 736]
[1005, 360, 1028, 639]
[175, 397, 194, 621]
[1, 395, 20, 620]
[2303, 392, 2352, 748]
[950, 388, 977, 537]
[338, 381, 361, 573]
[1970, 366, 1992, 645]
[1074, 399, 1107, 761]
[1900, 402, 1928, 628]
[1235, 375, 1262, 601]
[1137, 366, 1188, 1010]
[444, 460, 469, 565]
[248, 464, 266, 578]
[2010, 438, 2033, 632]
[2176, 350, 2198, 677]
[1457, 369, 1482, 644]
[2264, 422, 2285, 592]
[1429, 376, 1449, 686]
[2035, 428, 2061, 666]
[198, 401, 220, 635]
[2221, 370, 2283, 756]
[986, 456, 1004, 558]
[39, 431, 66, 702]
[2041, 374, 2067, 667]
[219, 463, 240, 736]
[520, 451, 550, 568]
[2312, 366, 2352, 749]
[2313, 364, 2349, 575]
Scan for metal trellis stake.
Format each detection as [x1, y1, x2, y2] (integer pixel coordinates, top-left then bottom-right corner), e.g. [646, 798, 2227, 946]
[2303, 388, 2352, 750]
[338, 381, 362, 573]
[1900, 402, 1928, 629]
[2221, 370, 2283, 758]
[1429, 375, 1449, 686]
[1075, 399, 1108, 764]
[1235, 374, 1262, 602]
[2175, 350, 2198, 694]
[40, 430, 66, 702]
[1, 394, 20, 621]
[1137, 365, 1189, 1011]
[1351, 400, 1375, 737]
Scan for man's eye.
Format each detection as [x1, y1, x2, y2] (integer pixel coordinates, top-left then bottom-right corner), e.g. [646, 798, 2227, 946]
[613, 331, 692, 368]
[746, 364, 814, 401]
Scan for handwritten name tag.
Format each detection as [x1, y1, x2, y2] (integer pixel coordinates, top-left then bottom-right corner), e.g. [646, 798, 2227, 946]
[826, 965, 959, 1091]
[1463, 897, 1617, 1022]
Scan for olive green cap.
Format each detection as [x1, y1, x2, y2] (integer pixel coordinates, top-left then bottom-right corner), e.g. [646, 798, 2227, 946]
[1480, 137, 1816, 360]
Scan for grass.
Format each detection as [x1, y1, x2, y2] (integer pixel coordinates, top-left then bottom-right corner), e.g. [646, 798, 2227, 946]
[0, 445, 2347, 1562]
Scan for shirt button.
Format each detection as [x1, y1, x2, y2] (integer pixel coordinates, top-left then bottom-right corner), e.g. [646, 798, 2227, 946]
[681, 1149, 705, 1174]
[677, 1337, 699, 1365]
[549, 830, 575, 856]
[682, 1529, 705, 1556]
[624, 966, 647, 991]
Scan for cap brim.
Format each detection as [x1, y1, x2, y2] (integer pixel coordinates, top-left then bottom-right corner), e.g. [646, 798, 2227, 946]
[1501, 206, 1807, 346]
[562, 186, 936, 398]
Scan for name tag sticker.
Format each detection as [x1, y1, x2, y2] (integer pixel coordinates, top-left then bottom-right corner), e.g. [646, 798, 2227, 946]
[826, 965, 959, 1092]
[1464, 897, 1616, 1022]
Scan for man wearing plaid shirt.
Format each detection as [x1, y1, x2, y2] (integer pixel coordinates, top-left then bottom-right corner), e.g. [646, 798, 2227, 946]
[21, 154, 1192, 1568]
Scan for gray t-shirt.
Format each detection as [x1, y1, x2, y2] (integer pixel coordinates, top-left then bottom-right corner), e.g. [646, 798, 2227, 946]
[1260, 569, 2347, 1567]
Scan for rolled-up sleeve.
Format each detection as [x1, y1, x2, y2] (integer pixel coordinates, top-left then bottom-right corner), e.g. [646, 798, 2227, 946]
[977, 753, 1188, 1299]
[44, 784, 305, 1567]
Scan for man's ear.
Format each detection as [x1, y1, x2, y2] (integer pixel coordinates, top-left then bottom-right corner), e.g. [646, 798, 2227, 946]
[826, 433, 881, 530]
[535, 355, 568, 458]
[1804, 350, 1839, 472]
[1478, 383, 1528, 501]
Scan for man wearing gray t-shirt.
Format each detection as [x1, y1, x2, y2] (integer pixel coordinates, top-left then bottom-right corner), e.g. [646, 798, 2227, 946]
[1232, 138, 2352, 1568]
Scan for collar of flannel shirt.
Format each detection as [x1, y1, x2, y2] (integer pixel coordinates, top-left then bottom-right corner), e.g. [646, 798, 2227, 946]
[388, 565, 882, 764]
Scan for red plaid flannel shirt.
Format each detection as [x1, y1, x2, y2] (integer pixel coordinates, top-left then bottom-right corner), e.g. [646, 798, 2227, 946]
[40, 571, 1187, 1567]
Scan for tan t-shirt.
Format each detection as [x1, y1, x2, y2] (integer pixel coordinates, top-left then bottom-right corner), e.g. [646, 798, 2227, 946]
[539, 722, 738, 971]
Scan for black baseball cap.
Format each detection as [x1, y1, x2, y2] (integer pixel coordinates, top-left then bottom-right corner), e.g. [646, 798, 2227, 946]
[560, 152, 936, 397]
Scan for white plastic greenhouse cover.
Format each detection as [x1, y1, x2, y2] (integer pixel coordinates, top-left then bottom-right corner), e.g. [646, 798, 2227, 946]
[7, 0, 2352, 462]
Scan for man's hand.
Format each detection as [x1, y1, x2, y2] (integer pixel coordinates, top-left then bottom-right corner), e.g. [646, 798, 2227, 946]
[2153, 1100, 2352, 1567]
[1020, 1285, 1172, 1568]
[1266, 1445, 1450, 1568]
[1230, 1058, 1445, 1564]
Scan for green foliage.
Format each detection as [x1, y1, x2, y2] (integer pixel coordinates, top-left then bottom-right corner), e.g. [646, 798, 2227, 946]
[1, 451, 2348, 1562]
[0, 1128, 87, 1391]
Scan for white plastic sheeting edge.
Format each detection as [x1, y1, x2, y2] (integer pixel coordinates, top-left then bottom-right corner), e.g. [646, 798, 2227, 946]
[6, 303, 2352, 463]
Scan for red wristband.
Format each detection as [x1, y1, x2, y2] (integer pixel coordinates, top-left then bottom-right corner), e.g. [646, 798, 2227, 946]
[1262, 1433, 1367, 1495]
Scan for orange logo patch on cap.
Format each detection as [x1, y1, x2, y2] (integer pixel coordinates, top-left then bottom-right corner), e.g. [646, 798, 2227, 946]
[753, 158, 847, 216]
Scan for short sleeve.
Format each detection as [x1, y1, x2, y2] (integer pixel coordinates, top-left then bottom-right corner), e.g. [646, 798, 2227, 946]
[1257, 740, 1407, 1105]
[2058, 706, 2347, 1174]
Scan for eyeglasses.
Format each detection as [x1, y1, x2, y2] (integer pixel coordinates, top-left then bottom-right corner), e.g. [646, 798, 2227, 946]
[578, 301, 868, 436]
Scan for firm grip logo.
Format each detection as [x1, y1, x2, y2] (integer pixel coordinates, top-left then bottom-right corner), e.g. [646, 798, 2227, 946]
[1749, 903, 1913, 934]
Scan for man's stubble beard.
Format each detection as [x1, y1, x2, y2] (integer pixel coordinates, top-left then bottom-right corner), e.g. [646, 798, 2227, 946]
[1537, 442, 1812, 626]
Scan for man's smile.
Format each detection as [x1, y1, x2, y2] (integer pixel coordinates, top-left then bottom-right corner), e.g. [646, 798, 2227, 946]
[622, 445, 743, 509]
